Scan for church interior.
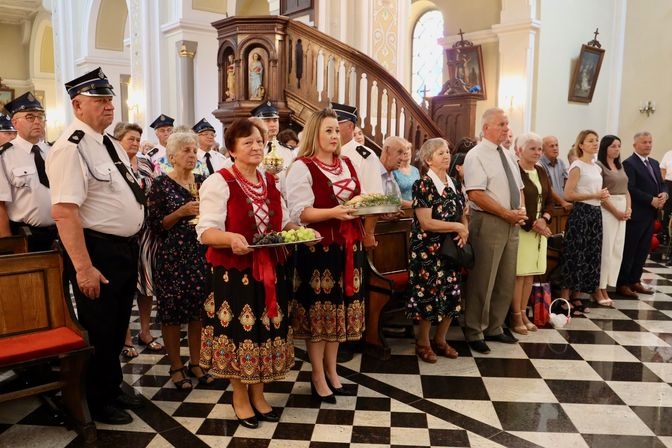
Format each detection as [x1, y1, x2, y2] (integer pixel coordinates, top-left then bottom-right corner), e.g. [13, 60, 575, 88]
[1, 1, 672, 447]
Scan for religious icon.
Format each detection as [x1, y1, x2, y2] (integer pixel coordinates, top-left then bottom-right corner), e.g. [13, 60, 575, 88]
[225, 54, 236, 101]
[248, 52, 264, 100]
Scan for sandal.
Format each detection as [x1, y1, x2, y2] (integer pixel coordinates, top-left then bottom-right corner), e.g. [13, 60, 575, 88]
[572, 300, 590, 314]
[169, 366, 193, 390]
[121, 344, 139, 359]
[137, 335, 163, 352]
[430, 340, 459, 359]
[510, 312, 529, 336]
[415, 343, 438, 363]
[187, 362, 215, 385]
[521, 313, 538, 332]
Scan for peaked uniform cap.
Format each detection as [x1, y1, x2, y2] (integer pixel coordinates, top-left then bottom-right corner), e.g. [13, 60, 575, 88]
[65, 67, 115, 99]
[250, 101, 279, 118]
[3, 92, 45, 116]
[0, 114, 16, 132]
[192, 118, 215, 134]
[330, 102, 358, 123]
[150, 114, 175, 129]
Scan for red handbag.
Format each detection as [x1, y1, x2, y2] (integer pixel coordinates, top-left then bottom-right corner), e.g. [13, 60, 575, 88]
[529, 281, 551, 327]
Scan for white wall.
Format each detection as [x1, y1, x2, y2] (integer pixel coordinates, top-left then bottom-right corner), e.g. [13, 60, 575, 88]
[534, 0, 617, 157]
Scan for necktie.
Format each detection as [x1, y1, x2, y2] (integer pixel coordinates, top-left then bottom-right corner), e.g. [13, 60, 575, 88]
[497, 146, 520, 209]
[204, 152, 214, 175]
[102, 135, 146, 205]
[643, 159, 659, 188]
[31, 145, 49, 188]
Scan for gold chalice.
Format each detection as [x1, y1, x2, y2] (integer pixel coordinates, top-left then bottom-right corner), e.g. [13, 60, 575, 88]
[263, 141, 284, 175]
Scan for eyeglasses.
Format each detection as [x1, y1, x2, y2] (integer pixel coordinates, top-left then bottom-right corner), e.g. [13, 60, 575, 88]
[18, 113, 46, 123]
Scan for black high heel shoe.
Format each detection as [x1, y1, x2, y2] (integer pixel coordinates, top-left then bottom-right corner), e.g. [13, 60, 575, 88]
[326, 376, 355, 396]
[310, 381, 337, 404]
[232, 405, 259, 429]
[252, 405, 280, 422]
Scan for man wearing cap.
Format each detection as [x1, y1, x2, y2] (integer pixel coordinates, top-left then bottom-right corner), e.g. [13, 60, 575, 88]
[332, 102, 385, 197]
[0, 93, 58, 251]
[146, 114, 174, 165]
[46, 67, 145, 425]
[0, 114, 17, 145]
[251, 101, 295, 170]
[193, 118, 229, 175]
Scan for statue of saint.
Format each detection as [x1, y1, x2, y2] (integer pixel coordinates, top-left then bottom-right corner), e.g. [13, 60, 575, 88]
[248, 53, 264, 100]
[225, 55, 235, 101]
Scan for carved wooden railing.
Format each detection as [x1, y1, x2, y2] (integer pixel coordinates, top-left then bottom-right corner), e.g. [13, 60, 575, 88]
[212, 16, 444, 150]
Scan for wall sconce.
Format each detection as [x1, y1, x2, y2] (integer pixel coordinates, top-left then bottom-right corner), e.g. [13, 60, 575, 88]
[639, 100, 655, 117]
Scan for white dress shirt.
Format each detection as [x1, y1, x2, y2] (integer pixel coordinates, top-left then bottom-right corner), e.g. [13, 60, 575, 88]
[340, 138, 384, 194]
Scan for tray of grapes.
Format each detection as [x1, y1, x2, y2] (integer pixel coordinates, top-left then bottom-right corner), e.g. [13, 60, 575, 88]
[248, 228, 323, 248]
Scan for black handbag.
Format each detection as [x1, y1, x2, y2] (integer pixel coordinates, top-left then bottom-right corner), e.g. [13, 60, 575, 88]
[440, 234, 475, 269]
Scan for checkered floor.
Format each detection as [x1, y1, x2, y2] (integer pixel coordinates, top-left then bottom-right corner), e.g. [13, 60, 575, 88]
[3, 263, 672, 448]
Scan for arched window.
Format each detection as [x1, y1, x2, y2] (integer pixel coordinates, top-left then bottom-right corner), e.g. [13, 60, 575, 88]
[411, 10, 444, 104]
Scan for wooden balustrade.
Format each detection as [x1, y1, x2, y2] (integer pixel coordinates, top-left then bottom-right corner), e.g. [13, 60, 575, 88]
[211, 16, 445, 151]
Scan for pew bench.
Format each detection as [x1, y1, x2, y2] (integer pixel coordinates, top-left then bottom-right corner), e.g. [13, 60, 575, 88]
[364, 216, 414, 360]
[0, 250, 96, 443]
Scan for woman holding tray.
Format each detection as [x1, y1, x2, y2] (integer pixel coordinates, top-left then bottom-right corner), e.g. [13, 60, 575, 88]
[197, 118, 304, 429]
[285, 108, 366, 404]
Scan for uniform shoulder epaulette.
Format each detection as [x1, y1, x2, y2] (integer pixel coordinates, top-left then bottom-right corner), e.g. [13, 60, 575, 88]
[47, 141, 54, 146]
[147, 147, 159, 158]
[356, 145, 371, 159]
[68, 130, 85, 144]
[0, 142, 13, 156]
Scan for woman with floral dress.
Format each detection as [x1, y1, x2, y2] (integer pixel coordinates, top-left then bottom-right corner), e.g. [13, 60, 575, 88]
[407, 138, 468, 363]
[147, 132, 211, 389]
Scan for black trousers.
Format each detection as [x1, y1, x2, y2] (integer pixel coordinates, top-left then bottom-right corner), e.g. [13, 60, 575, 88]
[63, 230, 139, 410]
[9, 221, 58, 252]
[618, 218, 655, 286]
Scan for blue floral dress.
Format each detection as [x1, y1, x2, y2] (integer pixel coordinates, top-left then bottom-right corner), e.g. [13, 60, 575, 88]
[406, 175, 465, 322]
[147, 174, 209, 325]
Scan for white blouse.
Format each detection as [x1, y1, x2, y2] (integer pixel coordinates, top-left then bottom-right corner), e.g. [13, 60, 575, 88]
[195, 169, 290, 242]
[285, 158, 357, 225]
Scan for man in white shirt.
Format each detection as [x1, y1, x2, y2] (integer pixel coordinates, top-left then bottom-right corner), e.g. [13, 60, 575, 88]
[146, 114, 174, 165]
[192, 118, 228, 175]
[331, 102, 384, 195]
[0, 92, 57, 251]
[463, 108, 526, 354]
[47, 67, 145, 425]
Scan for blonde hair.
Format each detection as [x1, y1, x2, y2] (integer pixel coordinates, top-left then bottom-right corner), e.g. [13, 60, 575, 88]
[573, 129, 598, 157]
[297, 108, 341, 158]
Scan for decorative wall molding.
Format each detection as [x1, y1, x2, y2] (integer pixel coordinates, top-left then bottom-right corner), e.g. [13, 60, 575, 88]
[439, 29, 498, 48]
[161, 19, 218, 37]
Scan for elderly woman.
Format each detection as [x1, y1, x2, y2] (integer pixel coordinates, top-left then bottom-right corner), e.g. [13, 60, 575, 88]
[285, 108, 365, 403]
[197, 119, 298, 429]
[595, 135, 631, 306]
[393, 140, 421, 207]
[560, 130, 610, 315]
[406, 138, 468, 363]
[510, 133, 553, 334]
[147, 132, 210, 390]
[114, 122, 163, 358]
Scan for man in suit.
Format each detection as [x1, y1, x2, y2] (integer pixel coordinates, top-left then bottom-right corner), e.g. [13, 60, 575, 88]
[617, 132, 668, 298]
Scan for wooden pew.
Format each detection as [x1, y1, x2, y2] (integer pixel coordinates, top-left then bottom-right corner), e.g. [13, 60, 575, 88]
[364, 216, 413, 359]
[0, 250, 96, 443]
[0, 235, 28, 255]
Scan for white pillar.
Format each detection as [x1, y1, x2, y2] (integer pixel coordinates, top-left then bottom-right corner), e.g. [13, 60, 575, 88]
[492, 0, 540, 135]
[175, 40, 197, 126]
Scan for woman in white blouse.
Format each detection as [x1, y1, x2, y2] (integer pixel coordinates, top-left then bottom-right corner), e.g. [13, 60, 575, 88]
[285, 108, 366, 404]
[196, 119, 299, 429]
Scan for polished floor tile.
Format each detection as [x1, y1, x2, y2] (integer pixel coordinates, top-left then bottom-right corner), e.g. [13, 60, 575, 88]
[588, 360, 663, 382]
[475, 358, 541, 378]
[483, 377, 557, 403]
[493, 402, 576, 432]
[631, 406, 672, 436]
[545, 379, 624, 404]
[561, 403, 654, 436]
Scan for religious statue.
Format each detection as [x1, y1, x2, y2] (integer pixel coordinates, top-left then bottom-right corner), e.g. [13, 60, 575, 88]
[248, 52, 264, 100]
[225, 54, 235, 101]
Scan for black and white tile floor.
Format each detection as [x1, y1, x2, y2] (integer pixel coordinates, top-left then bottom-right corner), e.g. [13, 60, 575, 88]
[2, 262, 672, 447]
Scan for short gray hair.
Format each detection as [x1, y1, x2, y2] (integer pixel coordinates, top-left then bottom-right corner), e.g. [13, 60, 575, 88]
[633, 131, 652, 141]
[166, 131, 198, 158]
[383, 136, 407, 153]
[418, 137, 449, 167]
[515, 132, 542, 152]
[481, 107, 505, 129]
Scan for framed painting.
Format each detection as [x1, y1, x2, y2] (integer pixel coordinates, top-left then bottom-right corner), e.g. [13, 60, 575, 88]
[0, 85, 14, 112]
[568, 44, 605, 103]
[446, 44, 486, 100]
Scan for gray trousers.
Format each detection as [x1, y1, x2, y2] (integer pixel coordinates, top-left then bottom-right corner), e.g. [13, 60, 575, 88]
[464, 210, 519, 341]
